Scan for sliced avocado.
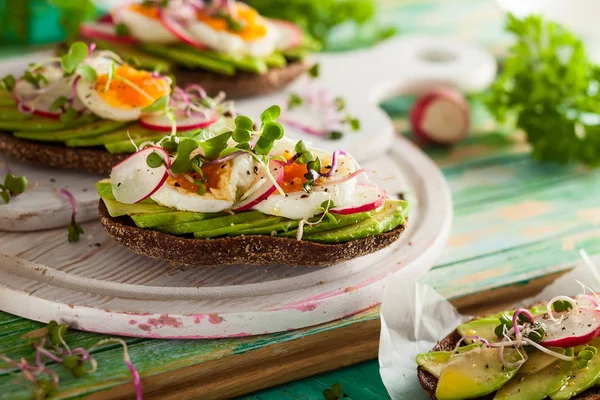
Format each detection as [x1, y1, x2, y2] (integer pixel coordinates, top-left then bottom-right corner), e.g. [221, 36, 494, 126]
[65, 124, 159, 147]
[0, 91, 16, 107]
[302, 199, 409, 244]
[104, 134, 166, 154]
[416, 344, 482, 378]
[278, 211, 373, 238]
[93, 39, 173, 73]
[265, 52, 287, 68]
[103, 197, 170, 218]
[550, 340, 600, 399]
[192, 216, 284, 238]
[494, 349, 574, 400]
[436, 347, 523, 400]
[131, 210, 226, 228]
[0, 106, 34, 121]
[15, 120, 132, 142]
[520, 347, 567, 375]
[141, 44, 236, 76]
[157, 210, 269, 235]
[457, 317, 502, 343]
[0, 114, 98, 132]
[232, 218, 299, 236]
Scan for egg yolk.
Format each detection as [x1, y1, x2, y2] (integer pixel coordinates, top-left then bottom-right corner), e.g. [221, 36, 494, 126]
[279, 151, 331, 194]
[167, 163, 229, 194]
[95, 65, 170, 109]
[196, 3, 267, 40]
[128, 3, 159, 19]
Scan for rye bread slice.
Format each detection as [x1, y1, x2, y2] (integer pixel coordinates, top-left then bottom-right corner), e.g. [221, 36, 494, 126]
[172, 60, 307, 98]
[0, 132, 126, 174]
[99, 200, 406, 267]
[417, 322, 600, 399]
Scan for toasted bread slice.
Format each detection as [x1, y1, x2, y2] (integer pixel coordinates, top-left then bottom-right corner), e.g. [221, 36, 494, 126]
[99, 200, 406, 267]
[0, 132, 126, 174]
[172, 60, 307, 98]
[417, 323, 600, 399]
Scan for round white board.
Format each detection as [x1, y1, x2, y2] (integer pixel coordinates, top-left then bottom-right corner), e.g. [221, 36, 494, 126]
[0, 136, 452, 338]
[0, 34, 493, 231]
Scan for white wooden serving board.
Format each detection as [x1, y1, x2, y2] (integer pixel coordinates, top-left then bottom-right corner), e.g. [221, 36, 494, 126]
[0, 34, 494, 232]
[0, 135, 451, 338]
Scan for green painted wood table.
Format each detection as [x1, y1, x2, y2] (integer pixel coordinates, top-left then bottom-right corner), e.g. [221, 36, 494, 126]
[1, 0, 596, 399]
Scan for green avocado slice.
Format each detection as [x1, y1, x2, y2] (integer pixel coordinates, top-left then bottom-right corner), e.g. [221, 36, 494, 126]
[302, 199, 408, 244]
[457, 317, 501, 343]
[104, 134, 166, 154]
[0, 114, 98, 132]
[416, 344, 482, 378]
[15, 120, 132, 142]
[93, 39, 173, 73]
[65, 124, 160, 147]
[157, 210, 269, 235]
[275, 211, 374, 238]
[520, 347, 567, 375]
[0, 106, 34, 121]
[494, 349, 574, 400]
[103, 197, 171, 218]
[131, 211, 227, 228]
[0, 91, 16, 107]
[96, 180, 156, 204]
[550, 340, 600, 399]
[140, 44, 236, 76]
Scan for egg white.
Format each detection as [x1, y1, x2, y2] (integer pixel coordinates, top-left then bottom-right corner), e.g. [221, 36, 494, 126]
[14, 66, 85, 113]
[187, 19, 279, 58]
[151, 153, 257, 213]
[116, 6, 179, 44]
[253, 149, 358, 220]
[76, 57, 170, 121]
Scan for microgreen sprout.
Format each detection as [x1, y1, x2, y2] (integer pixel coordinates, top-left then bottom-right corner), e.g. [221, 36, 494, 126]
[23, 70, 49, 89]
[58, 188, 84, 242]
[323, 383, 344, 400]
[115, 22, 131, 37]
[308, 63, 320, 78]
[60, 41, 90, 76]
[0, 74, 16, 91]
[0, 173, 28, 204]
[60, 107, 79, 123]
[576, 346, 598, 368]
[288, 93, 304, 110]
[49, 96, 70, 113]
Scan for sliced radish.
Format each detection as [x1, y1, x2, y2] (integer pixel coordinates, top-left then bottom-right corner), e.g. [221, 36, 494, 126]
[538, 308, 600, 348]
[272, 19, 303, 50]
[158, 9, 209, 50]
[330, 184, 386, 215]
[97, 14, 114, 24]
[234, 160, 284, 212]
[13, 75, 85, 119]
[410, 87, 470, 146]
[110, 146, 171, 204]
[80, 21, 138, 45]
[140, 110, 219, 132]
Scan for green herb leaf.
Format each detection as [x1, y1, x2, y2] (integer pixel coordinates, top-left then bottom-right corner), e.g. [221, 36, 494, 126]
[61, 41, 89, 75]
[262, 121, 284, 140]
[4, 173, 28, 195]
[235, 115, 254, 130]
[171, 139, 200, 174]
[288, 93, 304, 110]
[308, 63, 320, 78]
[197, 182, 207, 196]
[294, 140, 307, 154]
[60, 107, 79, 123]
[50, 96, 70, 112]
[23, 70, 48, 88]
[344, 116, 360, 131]
[331, 383, 343, 398]
[0, 186, 10, 204]
[146, 151, 165, 168]
[142, 95, 169, 113]
[76, 65, 97, 82]
[232, 128, 252, 143]
[0, 74, 16, 91]
[297, 151, 314, 164]
[260, 105, 281, 123]
[552, 300, 573, 313]
[254, 136, 275, 155]
[200, 132, 232, 160]
[325, 212, 338, 224]
[326, 130, 343, 140]
[115, 22, 131, 37]
[334, 97, 345, 111]
[67, 221, 84, 243]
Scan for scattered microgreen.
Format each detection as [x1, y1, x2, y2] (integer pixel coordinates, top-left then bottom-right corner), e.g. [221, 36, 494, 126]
[524, 322, 545, 343]
[50, 96, 70, 112]
[317, 200, 337, 223]
[0, 173, 27, 204]
[334, 97, 345, 111]
[302, 157, 322, 193]
[326, 131, 344, 140]
[146, 151, 165, 168]
[23, 70, 49, 89]
[60, 107, 79, 123]
[115, 22, 131, 37]
[552, 300, 574, 313]
[260, 105, 281, 123]
[343, 115, 360, 131]
[323, 383, 344, 400]
[494, 314, 512, 339]
[200, 132, 233, 160]
[171, 139, 200, 174]
[0, 74, 16, 91]
[308, 63, 320, 78]
[67, 220, 84, 242]
[576, 346, 598, 368]
[76, 65, 97, 82]
[60, 41, 89, 75]
[288, 93, 304, 110]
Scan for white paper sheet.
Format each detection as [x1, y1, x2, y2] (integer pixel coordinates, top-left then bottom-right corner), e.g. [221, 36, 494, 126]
[378, 252, 600, 400]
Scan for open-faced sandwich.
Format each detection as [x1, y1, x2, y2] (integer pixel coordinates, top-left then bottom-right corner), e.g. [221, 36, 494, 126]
[0, 42, 232, 173]
[96, 105, 408, 267]
[78, 0, 319, 98]
[417, 292, 600, 399]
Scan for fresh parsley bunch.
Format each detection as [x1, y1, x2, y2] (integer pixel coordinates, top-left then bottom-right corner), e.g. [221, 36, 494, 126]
[486, 14, 600, 166]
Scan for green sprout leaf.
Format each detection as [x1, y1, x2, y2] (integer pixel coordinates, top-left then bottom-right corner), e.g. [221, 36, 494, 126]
[146, 151, 165, 168]
[323, 383, 344, 400]
[201, 132, 233, 160]
[326, 131, 343, 140]
[297, 151, 315, 164]
[0, 74, 16, 91]
[141, 95, 170, 113]
[171, 139, 200, 174]
[67, 221, 84, 242]
[288, 93, 304, 110]
[334, 96, 345, 111]
[553, 300, 573, 313]
[76, 65, 97, 82]
[260, 105, 281, 123]
[115, 22, 131, 37]
[4, 173, 28, 195]
[308, 63, 320, 78]
[294, 140, 307, 154]
[50, 96, 70, 112]
[343, 115, 360, 131]
[61, 41, 89, 75]
[262, 121, 284, 140]
[235, 115, 254, 130]
[0, 186, 10, 204]
[60, 107, 79, 123]
[23, 70, 48, 88]
[232, 128, 252, 144]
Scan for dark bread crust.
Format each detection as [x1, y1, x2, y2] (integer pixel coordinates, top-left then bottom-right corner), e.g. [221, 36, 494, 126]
[172, 60, 307, 98]
[0, 132, 126, 174]
[417, 323, 600, 399]
[99, 200, 406, 267]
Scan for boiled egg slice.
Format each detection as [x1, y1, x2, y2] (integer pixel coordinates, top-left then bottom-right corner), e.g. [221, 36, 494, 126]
[187, 2, 279, 57]
[115, 3, 179, 44]
[76, 57, 171, 121]
[151, 153, 256, 213]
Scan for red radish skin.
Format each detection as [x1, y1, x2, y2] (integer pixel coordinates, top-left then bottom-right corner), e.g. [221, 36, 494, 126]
[97, 14, 114, 24]
[80, 21, 138, 44]
[158, 9, 209, 50]
[13, 82, 61, 120]
[537, 308, 600, 348]
[410, 88, 470, 146]
[139, 112, 219, 132]
[331, 184, 387, 215]
[111, 146, 171, 204]
[234, 160, 284, 211]
[272, 19, 303, 50]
